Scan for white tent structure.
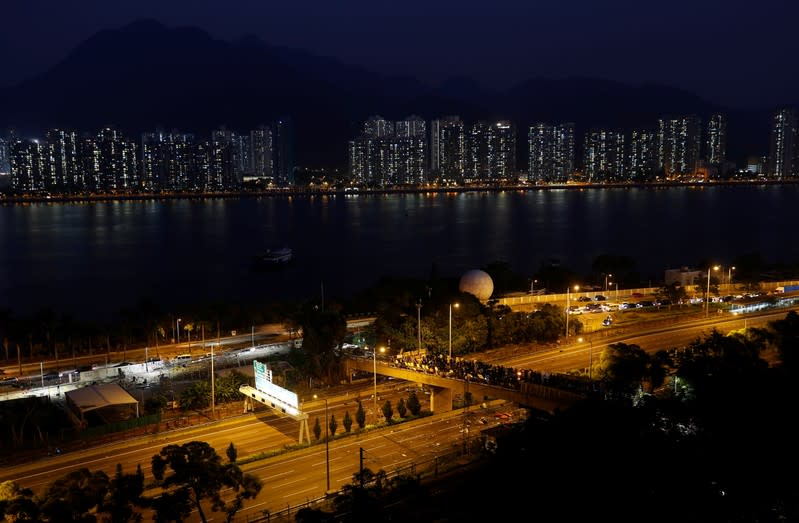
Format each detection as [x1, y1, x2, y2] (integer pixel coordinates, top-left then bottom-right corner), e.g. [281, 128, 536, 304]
[65, 383, 139, 427]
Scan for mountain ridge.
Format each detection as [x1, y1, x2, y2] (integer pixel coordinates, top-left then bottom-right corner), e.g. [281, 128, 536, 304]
[0, 19, 770, 169]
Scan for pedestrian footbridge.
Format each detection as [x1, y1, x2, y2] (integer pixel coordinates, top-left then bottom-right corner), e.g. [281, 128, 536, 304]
[345, 357, 584, 415]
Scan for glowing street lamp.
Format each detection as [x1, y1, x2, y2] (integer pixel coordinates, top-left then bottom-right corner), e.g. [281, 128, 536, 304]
[176, 318, 182, 347]
[373, 346, 386, 423]
[728, 266, 736, 286]
[566, 285, 579, 338]
[604, 273, 612, 292]
[449, 303, 459, 359]
[706, 265, 719, 317]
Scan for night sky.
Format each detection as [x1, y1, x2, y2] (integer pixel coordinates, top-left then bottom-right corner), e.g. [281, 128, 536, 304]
[2, 0, 798, 109]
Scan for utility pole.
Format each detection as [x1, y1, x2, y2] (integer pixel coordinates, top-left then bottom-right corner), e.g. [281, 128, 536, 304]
[209, 324, 215, 419]
[359, 447, 365, 488]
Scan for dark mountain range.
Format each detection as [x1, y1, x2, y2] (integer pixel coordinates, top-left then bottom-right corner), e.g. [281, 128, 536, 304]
[0, 19, 771, 169]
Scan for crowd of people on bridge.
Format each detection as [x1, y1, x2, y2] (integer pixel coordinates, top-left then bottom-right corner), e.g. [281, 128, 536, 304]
[389, 351, 593, 396]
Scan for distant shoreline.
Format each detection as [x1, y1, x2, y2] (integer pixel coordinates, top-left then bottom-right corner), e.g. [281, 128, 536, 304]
[1, 178, 796, 204]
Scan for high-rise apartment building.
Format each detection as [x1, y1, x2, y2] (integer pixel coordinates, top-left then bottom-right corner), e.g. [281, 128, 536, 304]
[583, 129, 625, 182]
[80, 136, 101, 192]
[768, 107, 797, 179]
[528, 124, 551, 183]
[45, 129, 80, 191]
[528, 122, 574, 183]
[487, 122, 516, 180]
[273, 117, 294, 186]
[349, 115, 427, 186]
[430, 116, 465, 181]
[10, 139, 46, 192]
[0, 137, 9, 175]
[658, 115, 702, 179]
[364, 115, 394, 138]
[96, 128, 138, 191]
[394, 115, 427, 185]
[348, 138, 370, 184]
[628, 129, 658, 182]
[395, 115, 426, 139]
[209, 128, 239, 190]
[706, 113, 727, 167]
[465, 122, 490, 180]
[141, 131, 194, 190]
[250, 126, 273, 180]
[464, 121, 516, 180]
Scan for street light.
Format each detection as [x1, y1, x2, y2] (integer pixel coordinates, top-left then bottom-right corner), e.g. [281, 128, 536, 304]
[207, 323, 216, 419]
[449, 303, 460, 359]
[313, 394, 330, 493]
[373, 346, 386, 424]
[706, 265, 719, 317]
[728, 266, 736, 287]
[565, 285, 579, 338]
[609, 281, 619, 301]
[176, 318, 182, 347]
[604, 273, 612, 292]
[530, 279, 538, 294]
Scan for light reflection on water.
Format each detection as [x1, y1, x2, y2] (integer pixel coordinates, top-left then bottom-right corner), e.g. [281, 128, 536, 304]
[0, 185, 795, 321]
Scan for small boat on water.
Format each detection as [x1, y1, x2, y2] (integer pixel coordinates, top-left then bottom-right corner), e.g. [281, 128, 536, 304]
[254, 247, 293, 268]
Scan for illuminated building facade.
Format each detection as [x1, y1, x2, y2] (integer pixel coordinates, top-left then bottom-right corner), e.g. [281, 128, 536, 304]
[658, 115, 702, 179]
[430, 116, 465, 182]
[528, 122, 574, 183]
[583, 129, 625, 182]
[348, 115, 427, 186]
[768, 107, 797, 179]
[628, 129, 658, 182]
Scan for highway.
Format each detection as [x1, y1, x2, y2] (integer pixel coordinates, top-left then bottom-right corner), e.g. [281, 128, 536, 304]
[0, 305, 794, 520]
[0, 326, 293, 383]
[0, 378, 517, 521]
[475, 307, 793, 374]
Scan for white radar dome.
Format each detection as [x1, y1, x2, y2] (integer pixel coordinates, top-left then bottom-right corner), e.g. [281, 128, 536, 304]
[459, 270, 494, 301]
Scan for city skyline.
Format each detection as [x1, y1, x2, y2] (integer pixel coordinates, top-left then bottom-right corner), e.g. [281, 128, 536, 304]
[3, 106, 797, 193]
[2, 1, 798, 110]
[0, 18, 783, 170]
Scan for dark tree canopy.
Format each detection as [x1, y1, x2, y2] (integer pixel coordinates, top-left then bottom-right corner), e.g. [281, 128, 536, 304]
[151, 441, 262, 523]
